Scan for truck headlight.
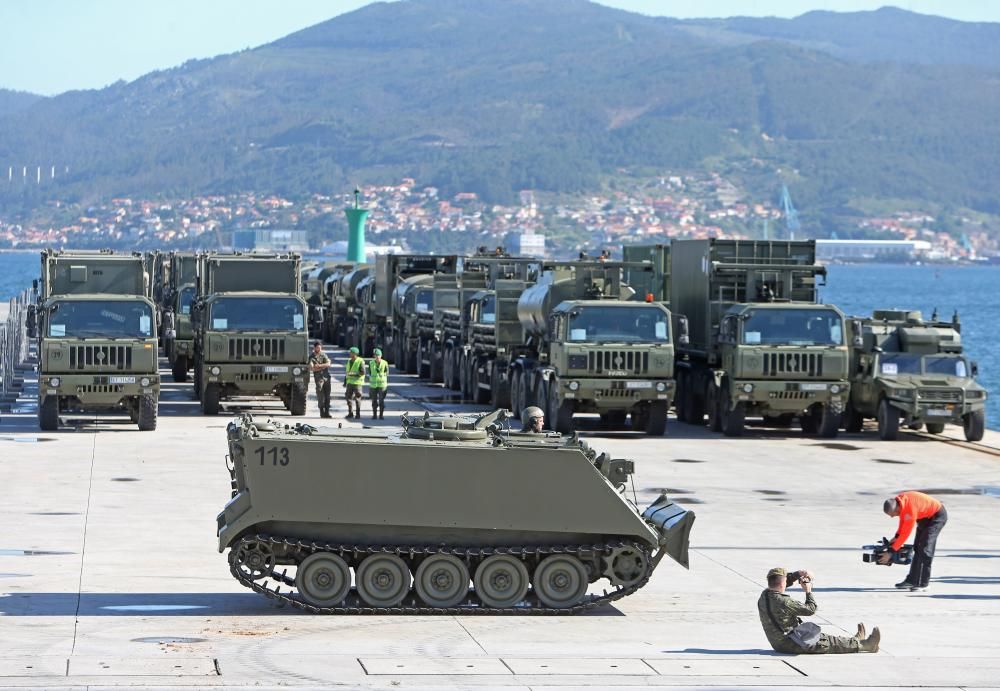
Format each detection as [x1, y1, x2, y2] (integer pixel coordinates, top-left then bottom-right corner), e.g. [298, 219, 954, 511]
[49, 377, 60, 387]
[211, 366, 221, 376]
[140, 377, 151, 387]
[830, 384, 841, 394]
[655, 382, 667, 392]
[292, 366, 302, 376]
[890, 387, 913, 399]
[742, 383, 754, 393]
[568, 381, 580, 391]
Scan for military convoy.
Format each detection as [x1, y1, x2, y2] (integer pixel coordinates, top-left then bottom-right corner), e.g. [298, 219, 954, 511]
[845, 309, 986, 441]
[218, 410, 695, 612]
[162, 252, 198, 382]
[34, 249, 160, 431]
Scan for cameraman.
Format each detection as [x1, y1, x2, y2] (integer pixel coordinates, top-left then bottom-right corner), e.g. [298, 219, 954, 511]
[758, 567, 880, 654]
[880, 491, 947, 591]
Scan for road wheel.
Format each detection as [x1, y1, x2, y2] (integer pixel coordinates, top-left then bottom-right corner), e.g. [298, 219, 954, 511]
[510, 369, 523, 418]
[202, 383, 220, 416]
[925, 422, 946, 434]
[137, 394, 158, 431]
[415, 554, 470, 608]
[474, 554, 529, 608]
[706, 381, 722, 432]
[817, 404, 841, 438]
[963, 410, 985, 442]
[296, 552, 351, 607]
[171, 355, 188, 383]
[356, 554, 411, 607]
[38, 396, 59, 431]
[532, 555, 588, 609]
[877, 399, 900, 441]
[646, 400, 668, 436]
[289, 382, 307, 416]
[843, 400, 864, 433]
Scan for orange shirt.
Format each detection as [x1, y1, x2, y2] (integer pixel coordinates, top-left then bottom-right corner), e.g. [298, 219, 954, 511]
[890, 491, 943, 551]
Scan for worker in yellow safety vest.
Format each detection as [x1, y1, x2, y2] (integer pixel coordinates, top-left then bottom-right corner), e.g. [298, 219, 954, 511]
[343, 346, 366, 419]
[368, 348, 389, 419]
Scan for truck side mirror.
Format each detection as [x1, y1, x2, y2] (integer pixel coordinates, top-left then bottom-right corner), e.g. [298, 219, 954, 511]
[872, 345, 883, 354]
[677, 315, 690, 346]
[851, 319, 863, 348]
[971, 361, 979, 377]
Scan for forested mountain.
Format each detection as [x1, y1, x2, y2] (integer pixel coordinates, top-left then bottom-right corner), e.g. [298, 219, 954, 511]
[1, 0, 999, 226]
[0, 89, 44, 117]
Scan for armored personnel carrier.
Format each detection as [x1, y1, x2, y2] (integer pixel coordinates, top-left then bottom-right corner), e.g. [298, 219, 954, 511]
[218, 410, 695, 613]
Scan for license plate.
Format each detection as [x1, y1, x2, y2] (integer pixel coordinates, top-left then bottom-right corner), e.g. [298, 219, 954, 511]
[626, 381, 652, 389]
[800, 383, 827, 391]
[927, 408, 951, 416]
[109, 376, 135, 384]
[264, 366, 288, 373]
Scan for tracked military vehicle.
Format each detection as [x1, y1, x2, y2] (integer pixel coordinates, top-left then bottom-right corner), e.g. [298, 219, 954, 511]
[218, 410, 695, 613]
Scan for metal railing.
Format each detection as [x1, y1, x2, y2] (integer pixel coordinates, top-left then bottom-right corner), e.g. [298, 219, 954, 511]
[1, 288, 34, 400]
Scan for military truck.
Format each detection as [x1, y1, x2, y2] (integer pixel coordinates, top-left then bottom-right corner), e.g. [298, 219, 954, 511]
[670, 239, 850, 438]
[511, 262, 677, 435]
[218, 410, 695, 612]
[845, 309, 987, 441]
[35, 249, 159, 431]
[622, 243, 670, 303]
[190, 253, 309, 415]
[162, 252, 199, 382]
[390, 274, 435, 374]
[369, 254, 454, 361]
[323, 265, 369, 347]
[303, 262, 352, 340]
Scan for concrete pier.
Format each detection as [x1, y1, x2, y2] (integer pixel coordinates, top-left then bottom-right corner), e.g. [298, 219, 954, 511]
[1, 346, 998, 689]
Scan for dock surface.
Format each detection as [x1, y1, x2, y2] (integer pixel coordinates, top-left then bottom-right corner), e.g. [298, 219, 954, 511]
[1, 347, 998, 690]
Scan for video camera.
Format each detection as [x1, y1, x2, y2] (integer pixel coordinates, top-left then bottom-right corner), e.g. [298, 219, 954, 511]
[862, 537, 913, 565]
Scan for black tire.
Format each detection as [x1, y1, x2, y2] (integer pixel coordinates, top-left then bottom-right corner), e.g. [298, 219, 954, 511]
[202, 383, 220, 416]
[429, 344, 442, 383]
[443, 346, 455, 390]
[548, 378, 574, 434]
[193, 363, 203, 401]
[925, 422, 946, 435]
[289, 382, 307, 416]
[964, 410, 985, 442]
[405, 341, 418, 374]
[646, 400, 668, 436]
[38, 396, 59, 431]
[137, 394, 158, 431]
[800, 409, 819, 434]
[721, 398, 745, 437]
[171, 355, 188, 383]
[877, 399, 900, 441]
[844, 400, 864, 433]
[416, 340, 430, 379]
[474, 358, 490, 405]
[817, 404, 841, 438]
[675, 371, 689, 423]
[706, 381, 722, 432]
[510, 369, 522, 418]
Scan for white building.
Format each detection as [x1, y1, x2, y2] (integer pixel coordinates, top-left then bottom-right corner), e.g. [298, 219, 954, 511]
[816, 239, 931, 261]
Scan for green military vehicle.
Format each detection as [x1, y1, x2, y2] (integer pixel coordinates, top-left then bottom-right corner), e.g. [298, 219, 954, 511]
[162, 252, 198, 382]
[622, 243, 670, 303]
[35, 249, 160, 431]
[513, 262, 677, 435]
[670, 239, 850, 437]
[845, 309, 986, 441]
[304, 262, 353, 340]
[322, 265, 369, 347]
[390, 274, 435, 374]
[372, 254, 453, 361]
[218, 410, 695, 612]
[191, 253, 309, 415]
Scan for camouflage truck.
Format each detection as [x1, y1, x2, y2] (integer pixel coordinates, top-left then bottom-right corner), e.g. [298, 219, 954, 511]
[670, 239, 850, 438]
[191, 253, 309, 416]
[512, 262, 677, 435]
[845, 309, 987, 441]
[35, 249, 159, 431]
[162, 252, 199, 382]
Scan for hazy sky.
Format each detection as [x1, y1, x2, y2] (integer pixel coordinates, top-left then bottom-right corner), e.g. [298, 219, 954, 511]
[2, 0, 998, 96]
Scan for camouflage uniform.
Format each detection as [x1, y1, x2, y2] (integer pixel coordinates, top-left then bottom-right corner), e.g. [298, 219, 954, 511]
[758, 574, 863, 655]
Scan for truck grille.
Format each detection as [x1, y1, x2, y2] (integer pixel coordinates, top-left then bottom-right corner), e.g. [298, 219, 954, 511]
[594, 388, 642, 399]
[235, 373, 280, 382]
[918, 388, 961, 402]
[768, 391, 814, 400]
[762, 352, 823, 377]
[588, 350, 649, 374]
[228, 337, 285, 361]
[68, 345, 132, 371]
[77, 384, 125, 394]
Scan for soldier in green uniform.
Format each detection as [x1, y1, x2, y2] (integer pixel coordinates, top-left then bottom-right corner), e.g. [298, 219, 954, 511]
[308, 340, 332, 418]
[367, 348, 389, 420]
[343, 346, 365, 419]
[758, 567, 881, 654]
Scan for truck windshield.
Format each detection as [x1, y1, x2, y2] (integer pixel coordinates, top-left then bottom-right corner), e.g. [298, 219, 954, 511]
[48, 300, 153, 339]
[923, 355, 968, 377]
[741, 308, 843, 346]
[567, 306, 670, 343]
[178, 286, 196, 315]
[415, 289, 434, 313]
[879, 353, 922, 375]
[479, 295, 496, 324]
[209, 297, 305, 331]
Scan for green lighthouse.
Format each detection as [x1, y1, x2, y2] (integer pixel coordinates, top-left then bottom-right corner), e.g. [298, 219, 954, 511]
[344, 187, 369, 263]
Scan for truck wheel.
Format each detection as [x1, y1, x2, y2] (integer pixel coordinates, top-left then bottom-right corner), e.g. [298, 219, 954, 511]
[548, 378, 574, 434]
[202, 384, 221, 416]
[137, 394, 158, 431]
[171, 355, 189, 383]
[193, 364, 203, 401]
[646, 401, 668, 436]
[963, 410, 985, 442]
[510, 369, 522, 418]
[843, 400, 864, 433]
[38, 396, 59, 431]
[289, 382, 307, 416]
[474, 358, 490, 405]
[442, 347, 453, 389]
[799, 409, 818, 434]
[429, 345, 442, 383]
[706, 381, 722, 432]
[675, 371, 689, 423]
[877, 399, 900, 441]
[817, 404, 841, 438]
[721, 399, 745, 437]
[416, 341, 430, 379]
[925, 422, 946, 434]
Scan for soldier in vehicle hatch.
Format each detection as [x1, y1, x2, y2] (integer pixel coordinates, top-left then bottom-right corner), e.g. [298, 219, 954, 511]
[758, 567, 881, 654]
[521, 406, 545, 433]
[343, 346, 365, 419]
[308, 341, 332, 418]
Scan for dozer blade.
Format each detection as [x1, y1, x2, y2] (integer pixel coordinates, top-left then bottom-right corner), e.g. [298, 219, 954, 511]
[642, 493, 696, 569]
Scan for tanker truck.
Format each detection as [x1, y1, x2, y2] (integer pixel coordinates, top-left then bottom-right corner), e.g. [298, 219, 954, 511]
[190, 253, 309, 415]
[369, 254, 454, 362]
[35, 249, 160, 431]
[670, 239, 851, 438]
[326, 265, 370, 348]
[511, 262, 678, 435]
[845, 309, 986, 441]
[303, 262, 353, 340]
[162, 252, 198, 382]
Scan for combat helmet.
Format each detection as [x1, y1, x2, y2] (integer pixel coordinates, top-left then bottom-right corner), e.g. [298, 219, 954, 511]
[521, 406, 544, 428]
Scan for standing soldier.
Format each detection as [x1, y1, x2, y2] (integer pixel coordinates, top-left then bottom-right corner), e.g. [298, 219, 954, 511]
[343, 346, 365, 419]
[308, 340, 332, 418]
[368, 348, 389, 419]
